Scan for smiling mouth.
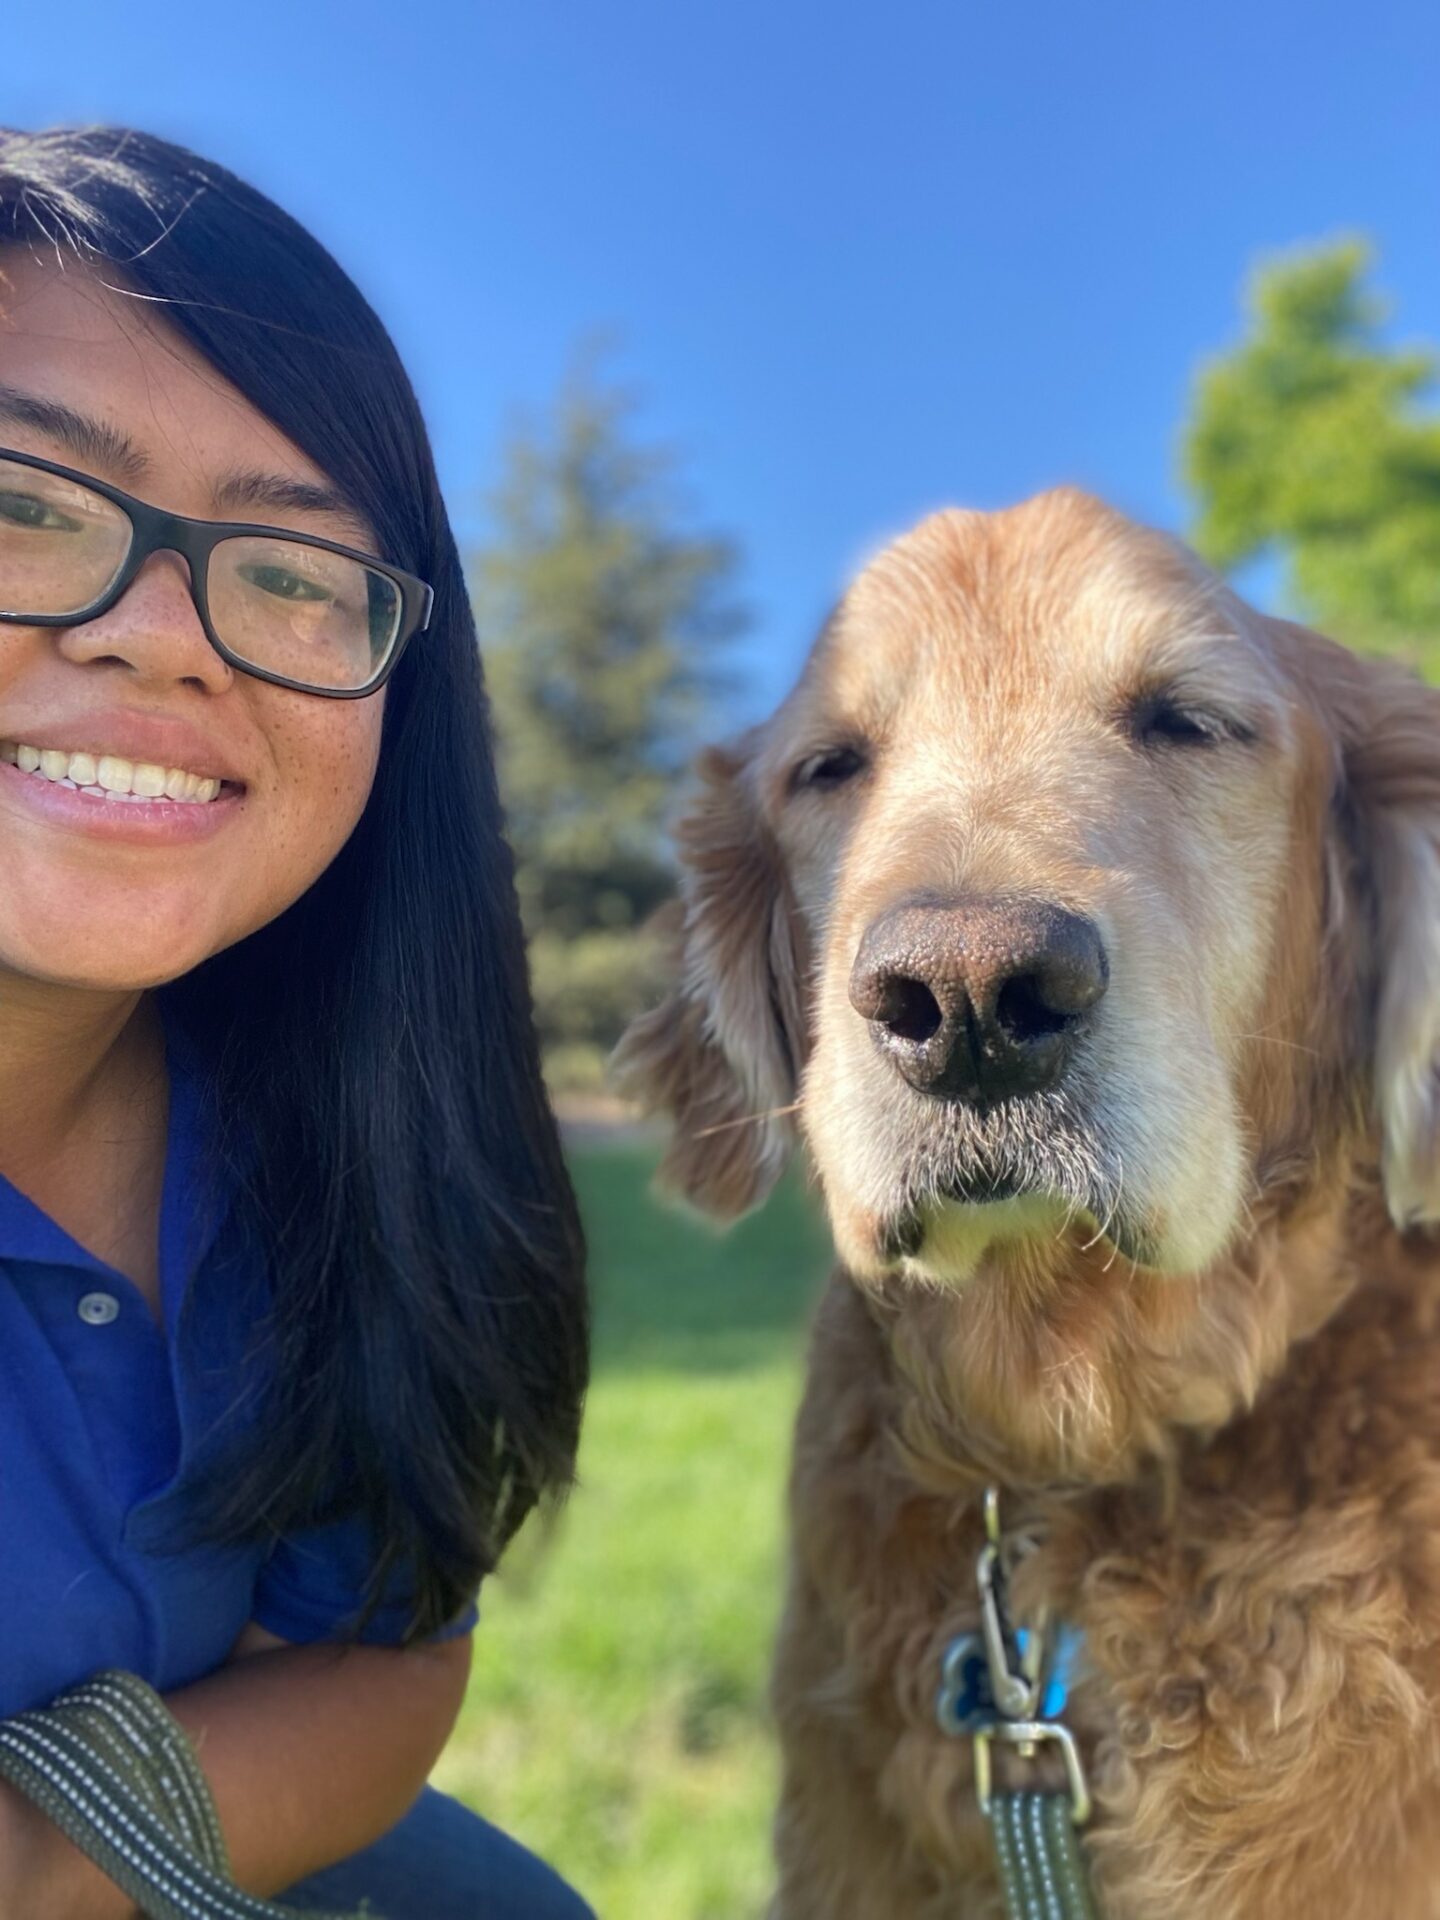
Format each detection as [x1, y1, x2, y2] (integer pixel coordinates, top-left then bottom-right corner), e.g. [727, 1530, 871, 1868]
[0, 739, 240, 804]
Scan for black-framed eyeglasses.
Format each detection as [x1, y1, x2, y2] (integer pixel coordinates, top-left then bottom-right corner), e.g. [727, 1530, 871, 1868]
[0, 447, 434, 698]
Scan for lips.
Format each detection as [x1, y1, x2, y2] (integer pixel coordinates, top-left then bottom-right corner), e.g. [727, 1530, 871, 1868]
[0, 753, 245, 847]
[0, 705, 249, 789]
[941, 1167, 1025, 1205]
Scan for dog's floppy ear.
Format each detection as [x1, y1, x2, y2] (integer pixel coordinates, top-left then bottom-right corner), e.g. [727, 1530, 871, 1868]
[1345, 657, 1440, 1228]
[611, 733, 809, 1218]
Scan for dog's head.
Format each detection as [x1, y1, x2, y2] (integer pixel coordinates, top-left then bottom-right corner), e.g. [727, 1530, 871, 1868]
[616, 491, 1440, 1456]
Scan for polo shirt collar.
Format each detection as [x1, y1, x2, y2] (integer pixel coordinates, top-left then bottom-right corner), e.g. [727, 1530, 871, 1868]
[0, 992, 234, 1334]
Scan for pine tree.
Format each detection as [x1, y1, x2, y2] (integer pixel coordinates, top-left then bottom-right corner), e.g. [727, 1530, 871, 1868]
[1183, 238, 1440, 677]
[473, 356, 746, 1088]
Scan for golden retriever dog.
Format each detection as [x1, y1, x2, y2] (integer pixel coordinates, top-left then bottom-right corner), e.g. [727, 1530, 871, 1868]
[614, 489, 1440, 1919]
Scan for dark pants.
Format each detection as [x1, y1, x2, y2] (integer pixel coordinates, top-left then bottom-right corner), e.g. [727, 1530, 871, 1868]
[279, 1787, 596, 1920]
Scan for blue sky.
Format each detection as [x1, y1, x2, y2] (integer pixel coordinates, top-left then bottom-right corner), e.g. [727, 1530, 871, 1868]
[7, 1, 1439, 714]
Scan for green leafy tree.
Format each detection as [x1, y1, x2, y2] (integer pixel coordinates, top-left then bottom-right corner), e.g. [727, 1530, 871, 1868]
[473, 355, 746, 1090]
[1183, 238, 1440, 676]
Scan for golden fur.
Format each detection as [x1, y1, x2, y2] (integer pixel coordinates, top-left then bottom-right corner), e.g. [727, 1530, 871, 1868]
[614, 489, 1440, 1918]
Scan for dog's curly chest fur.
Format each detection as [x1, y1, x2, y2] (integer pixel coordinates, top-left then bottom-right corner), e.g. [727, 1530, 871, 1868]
[776, 1239, 1440, 1920]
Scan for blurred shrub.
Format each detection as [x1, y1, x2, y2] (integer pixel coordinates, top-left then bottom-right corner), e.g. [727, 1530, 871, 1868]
[528, 924, 670, 1093]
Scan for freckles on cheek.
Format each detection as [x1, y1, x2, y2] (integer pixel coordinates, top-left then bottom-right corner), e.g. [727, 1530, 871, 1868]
[304, 687, 381, 775]
[314, 745, 380, 841]
[256, 700, 383, 872]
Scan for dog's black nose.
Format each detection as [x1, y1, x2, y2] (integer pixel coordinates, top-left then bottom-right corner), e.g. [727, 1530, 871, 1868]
[848, 896, 1108, 1103]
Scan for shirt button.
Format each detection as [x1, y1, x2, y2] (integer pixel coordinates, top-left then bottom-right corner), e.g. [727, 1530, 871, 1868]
[77, 1291, 120, 1326]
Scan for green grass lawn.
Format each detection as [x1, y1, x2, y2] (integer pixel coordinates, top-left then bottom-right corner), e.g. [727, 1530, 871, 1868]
[433, 1139, 832, 1920]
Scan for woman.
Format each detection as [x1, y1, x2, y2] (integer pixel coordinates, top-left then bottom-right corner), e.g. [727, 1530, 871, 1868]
[0, 126, 592, 1918]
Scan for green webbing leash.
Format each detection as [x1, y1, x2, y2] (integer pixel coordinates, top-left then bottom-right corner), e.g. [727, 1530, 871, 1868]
[988, 1790, 1099, 1920]
[0, 1670, 370, 1920]
[935, 1489, 1103, 1920]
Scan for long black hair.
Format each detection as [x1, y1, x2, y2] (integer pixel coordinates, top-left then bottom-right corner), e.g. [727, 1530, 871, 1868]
[0, 125, 589, 1637]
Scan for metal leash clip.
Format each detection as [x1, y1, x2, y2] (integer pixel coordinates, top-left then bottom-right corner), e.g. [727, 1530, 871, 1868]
[972, 1717, 1091, 1828]
[935, 1486, 1092, 1826]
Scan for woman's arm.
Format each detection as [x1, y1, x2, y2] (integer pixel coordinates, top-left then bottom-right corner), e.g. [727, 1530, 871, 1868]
[0, 1624, 473, 1918]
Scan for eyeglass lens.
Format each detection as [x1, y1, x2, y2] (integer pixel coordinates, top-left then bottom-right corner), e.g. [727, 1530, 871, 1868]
[0, 456, 401, 692]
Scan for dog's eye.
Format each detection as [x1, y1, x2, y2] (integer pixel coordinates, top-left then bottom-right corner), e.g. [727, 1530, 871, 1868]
[1131, 695, 1246, 749]
[1141, 701, 1215, 746]
[791, 745, 868, 792]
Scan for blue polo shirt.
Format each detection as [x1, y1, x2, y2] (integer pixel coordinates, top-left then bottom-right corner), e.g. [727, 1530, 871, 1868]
[0, 993, 474, 1721]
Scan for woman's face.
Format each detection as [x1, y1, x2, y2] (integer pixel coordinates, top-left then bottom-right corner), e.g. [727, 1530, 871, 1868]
[0, 252, 387, 993]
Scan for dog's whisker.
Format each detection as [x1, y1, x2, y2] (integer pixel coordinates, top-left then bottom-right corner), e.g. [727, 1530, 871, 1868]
[1237, 1031, 1324, 1059]
[1078, 1155, 1126, 1263]
[691, 1100, 803, 1139]
[1053, 1192, 1083, 1245]
[1078, 1184, 1119, 1253]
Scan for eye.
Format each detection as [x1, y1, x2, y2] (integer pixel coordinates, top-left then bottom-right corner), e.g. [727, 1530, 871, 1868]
[0, 489, 83, 534]
[1129, 693, 1254, 750]
[238, 563, 333, 605]
[790, 743, 868, 792]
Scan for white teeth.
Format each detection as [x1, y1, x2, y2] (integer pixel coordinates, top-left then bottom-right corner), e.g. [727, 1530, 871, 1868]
[132, 762, 167, 799]
[0, 740, 229, 802]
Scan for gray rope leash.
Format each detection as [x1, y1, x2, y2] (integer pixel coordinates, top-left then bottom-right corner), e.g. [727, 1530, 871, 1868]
[989, 1791, 1099, 1920]
[0, 1670, 369, 1920]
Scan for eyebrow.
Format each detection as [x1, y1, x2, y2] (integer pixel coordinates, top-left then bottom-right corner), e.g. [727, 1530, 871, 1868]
[0, 384, 149, 483]
[212, 467, 368, 541]
[0, 385, 372, 545]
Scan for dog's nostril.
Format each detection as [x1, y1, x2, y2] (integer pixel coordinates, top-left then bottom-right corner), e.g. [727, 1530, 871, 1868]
[875, 975, 944, 1044]
[994, 973, 1072, 1046]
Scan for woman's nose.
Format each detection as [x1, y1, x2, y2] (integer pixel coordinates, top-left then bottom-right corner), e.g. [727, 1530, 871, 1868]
[53, 551, 232, 693]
